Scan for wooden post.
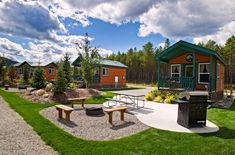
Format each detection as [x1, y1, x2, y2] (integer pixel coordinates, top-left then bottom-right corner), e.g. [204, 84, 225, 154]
[192, 52, 196, 90]
[56, 108, 63, 119]
[157, 58, 160, 86]
[209, 55, 213, 90]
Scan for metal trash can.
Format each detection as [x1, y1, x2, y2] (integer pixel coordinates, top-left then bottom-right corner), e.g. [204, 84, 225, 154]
[174, 91, 209, 128]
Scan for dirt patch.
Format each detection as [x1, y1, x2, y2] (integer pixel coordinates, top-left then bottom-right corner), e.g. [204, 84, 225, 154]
[20, 88, 103, 103]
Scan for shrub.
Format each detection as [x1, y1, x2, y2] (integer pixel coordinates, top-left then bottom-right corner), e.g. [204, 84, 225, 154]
[54, 67, 67, 93]
[154, 95, 163, 102]
[145, 93, 155, 101]
[32, 68, 46, 89]
[165, 95, 175, 104]
[69, 82, 77, 89]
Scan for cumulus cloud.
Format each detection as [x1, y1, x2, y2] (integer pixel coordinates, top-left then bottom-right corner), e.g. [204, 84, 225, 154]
[193, 21, 235, 44]
[0, 0, 66, 41]
[0, 37, 113, 63]
[138, 0, 235, 40]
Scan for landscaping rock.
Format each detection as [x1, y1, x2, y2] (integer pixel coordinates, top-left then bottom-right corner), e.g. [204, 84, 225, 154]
[45, 83, 53, 92]
[37, 89, 46, 96]
[43, 93, 50, 98]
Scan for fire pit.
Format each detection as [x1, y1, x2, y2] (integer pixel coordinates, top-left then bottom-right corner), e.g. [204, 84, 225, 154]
[85, 107, 104, 116]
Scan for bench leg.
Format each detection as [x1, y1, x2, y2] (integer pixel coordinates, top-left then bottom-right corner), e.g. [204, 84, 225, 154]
[108, 112, 113, 124]
[56, 108, 63, 119]
[81, 99, 85, 109]
[65, 111, 72, 122]
[120, 110, 126, 121]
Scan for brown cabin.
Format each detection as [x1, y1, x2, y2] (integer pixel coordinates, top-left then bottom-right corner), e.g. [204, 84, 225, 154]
[156, 40, 225, 100]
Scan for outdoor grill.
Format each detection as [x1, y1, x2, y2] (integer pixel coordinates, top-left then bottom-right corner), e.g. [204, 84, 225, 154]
[174, 91, 209, 128]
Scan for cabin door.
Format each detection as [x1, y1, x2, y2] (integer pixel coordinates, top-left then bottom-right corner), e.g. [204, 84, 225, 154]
[184, 65, 193, 77]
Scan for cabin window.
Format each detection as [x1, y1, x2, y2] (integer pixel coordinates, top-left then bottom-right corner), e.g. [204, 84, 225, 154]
[171, 64, 181, 81]
[102, 67, 109, 76]
[123, 76, 126, 80]
[198, 63, 210, 84]
[48, 67, 54, 75]
[217, 63, 220, 79]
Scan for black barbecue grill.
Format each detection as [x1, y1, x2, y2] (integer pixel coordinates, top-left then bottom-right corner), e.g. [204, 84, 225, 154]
[173, 91, 213, 128]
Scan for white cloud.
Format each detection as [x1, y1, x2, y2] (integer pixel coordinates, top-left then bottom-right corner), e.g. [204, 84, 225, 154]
[193, 21, 235, 44]
[0, 37, 113, 63]
[138, 0, 235, 40]
[0, 0, 66, 42]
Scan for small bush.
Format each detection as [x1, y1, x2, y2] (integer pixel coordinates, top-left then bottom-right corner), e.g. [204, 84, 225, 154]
[165, 95, 175, 104]
[145, 93, 155, 101]
[154, 95, 163, 102]
[69, 82, 77, 89]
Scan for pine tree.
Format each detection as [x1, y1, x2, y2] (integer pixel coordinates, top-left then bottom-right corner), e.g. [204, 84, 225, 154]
[32, 68, 46, 89]
[62, 53, 72, 85]
[54, 67, 67, 93]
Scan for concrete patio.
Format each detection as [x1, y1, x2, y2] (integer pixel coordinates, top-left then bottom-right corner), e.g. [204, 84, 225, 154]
[104, 88, 219, 134]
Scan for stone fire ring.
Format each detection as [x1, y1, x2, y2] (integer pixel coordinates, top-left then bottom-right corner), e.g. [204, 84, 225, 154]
[85, 107, 104, 116]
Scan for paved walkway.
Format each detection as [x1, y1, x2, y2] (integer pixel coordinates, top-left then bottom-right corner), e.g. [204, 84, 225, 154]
[0, 96, 57, 155]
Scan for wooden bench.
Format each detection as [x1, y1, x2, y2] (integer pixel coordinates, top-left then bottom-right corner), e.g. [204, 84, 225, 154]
[104, 106, 128, 124]
[67, 97, 87, 108]
[55, 105, 74, 122]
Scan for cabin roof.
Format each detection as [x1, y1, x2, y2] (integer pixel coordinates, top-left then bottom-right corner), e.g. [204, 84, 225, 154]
[157, 40, 225, 64]
[72, 58, 128, 68]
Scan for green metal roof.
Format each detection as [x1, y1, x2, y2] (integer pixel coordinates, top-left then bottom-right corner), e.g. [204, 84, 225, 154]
[72, 58, 128, 68]
[157, 40, 225, 64]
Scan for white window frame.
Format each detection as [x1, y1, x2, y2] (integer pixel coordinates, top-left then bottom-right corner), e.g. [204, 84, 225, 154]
[48, 67, 54, 75]
[217, 63, 220, 79]
[171, 64, 181, 81]
[102, 67, 109, 76]
[198, 63, 210, 84]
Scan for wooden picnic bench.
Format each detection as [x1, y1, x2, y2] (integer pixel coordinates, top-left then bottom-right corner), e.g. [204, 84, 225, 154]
[104, 106, 128, 124]
[67, 97, 87, 108]
[106, 98, 128, 106]
[55, 105, 74, 122]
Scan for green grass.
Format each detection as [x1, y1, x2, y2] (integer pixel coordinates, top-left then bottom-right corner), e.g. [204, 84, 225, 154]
[85, 91, 115, 104]
[0, 89, 235, 155]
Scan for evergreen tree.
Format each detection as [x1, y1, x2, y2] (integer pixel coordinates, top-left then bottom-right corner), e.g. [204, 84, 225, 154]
[75, 33, 100, 88]
[54, 66, 67, 93]
[164, 38, 170, 49]
[32, 68, 46, 89]
[63, 53, 72, 85]
[0, 57, 6, 81]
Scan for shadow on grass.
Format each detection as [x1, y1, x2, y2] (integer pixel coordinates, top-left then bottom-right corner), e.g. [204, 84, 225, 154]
[199, 126, 235, 139]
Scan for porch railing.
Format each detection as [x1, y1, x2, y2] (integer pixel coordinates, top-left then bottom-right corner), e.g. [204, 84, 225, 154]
[159, 76, 195, 90]
[159, 76, 216, 91]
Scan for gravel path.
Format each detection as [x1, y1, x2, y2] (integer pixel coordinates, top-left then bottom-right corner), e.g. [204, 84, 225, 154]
[0, 96, 57, 155]
[41, 104, 149, 141]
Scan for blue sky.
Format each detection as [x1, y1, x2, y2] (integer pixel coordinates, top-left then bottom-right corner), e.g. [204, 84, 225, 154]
[0, 0, 234, 62]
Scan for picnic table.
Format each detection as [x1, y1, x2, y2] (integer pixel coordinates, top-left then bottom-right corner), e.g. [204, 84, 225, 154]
[4, 84, 10, 90]
[111, 91, 145, 108]
[67, 97, 87, 108]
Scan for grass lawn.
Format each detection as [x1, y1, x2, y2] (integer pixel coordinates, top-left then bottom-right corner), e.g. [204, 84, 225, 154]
[0, 89, 235, 155]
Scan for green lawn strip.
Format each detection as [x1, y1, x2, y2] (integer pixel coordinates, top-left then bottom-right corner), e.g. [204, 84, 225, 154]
[0, 89, 235, 155]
